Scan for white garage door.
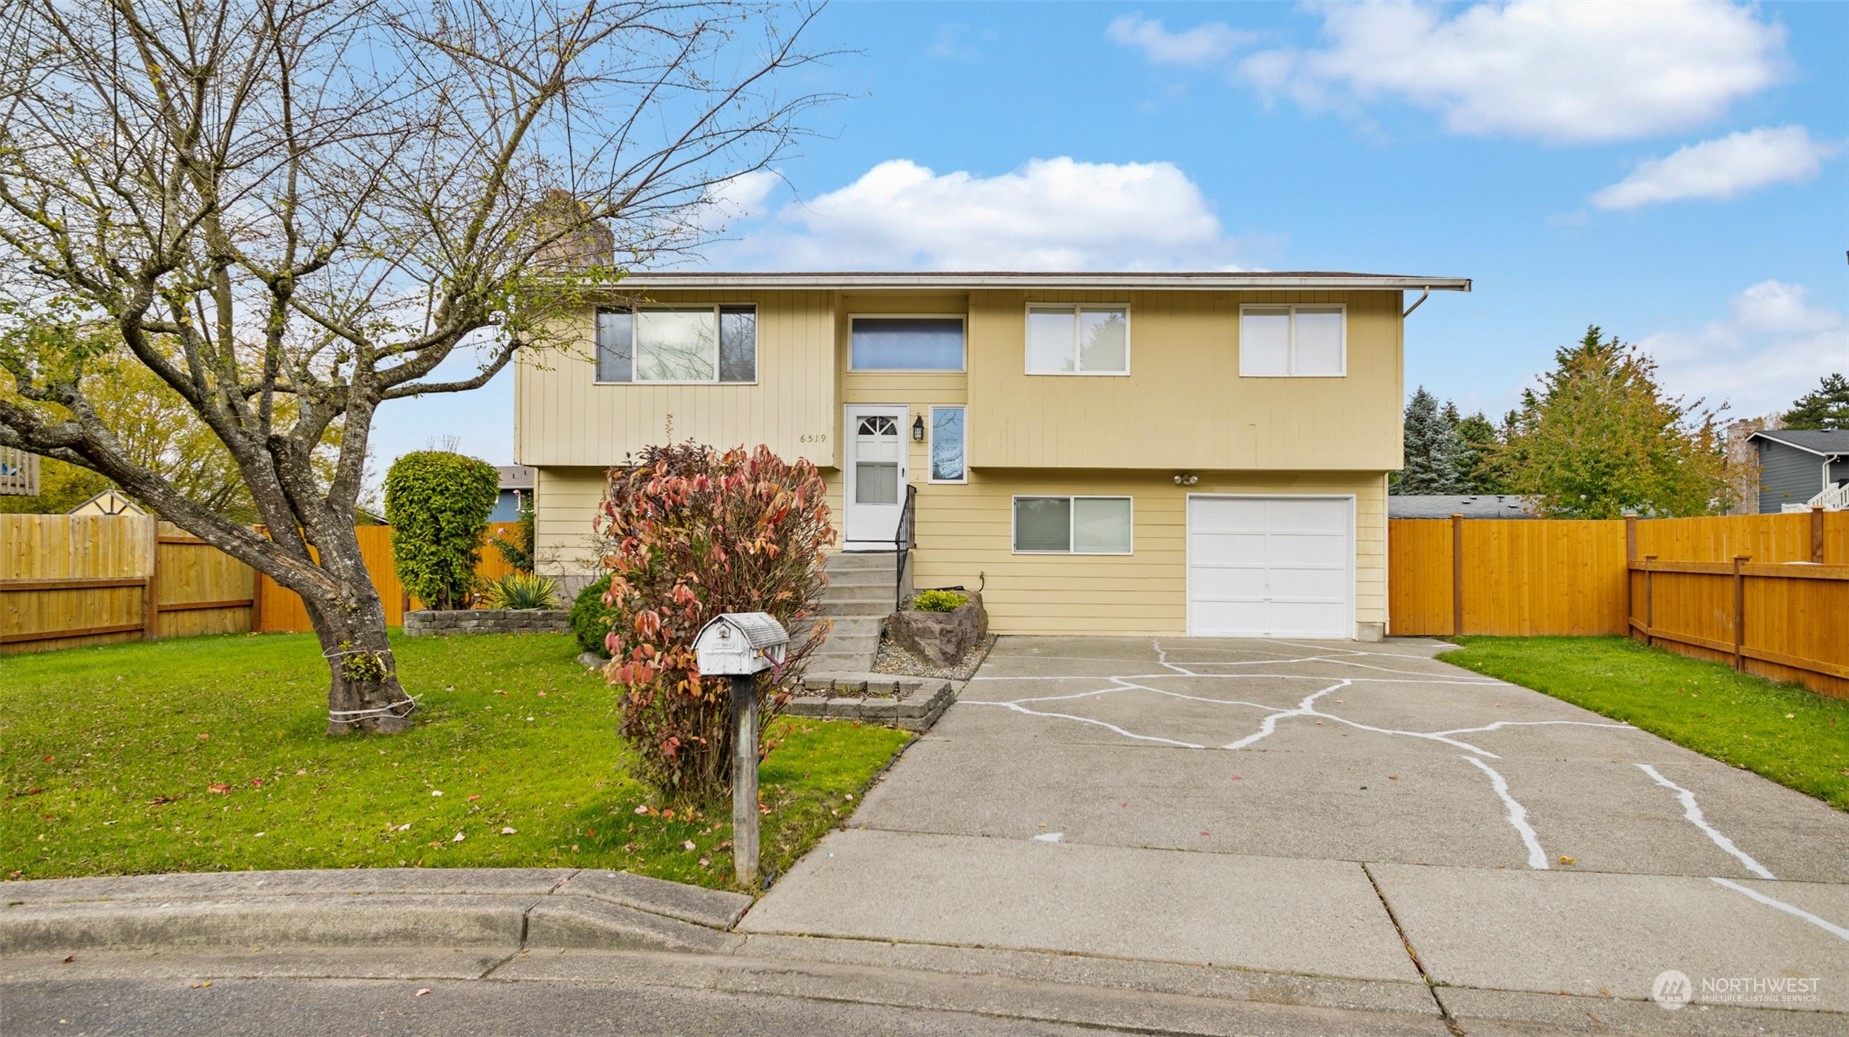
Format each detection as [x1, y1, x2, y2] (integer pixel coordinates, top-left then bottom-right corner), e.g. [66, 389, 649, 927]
[1187, 496, 1353, 638]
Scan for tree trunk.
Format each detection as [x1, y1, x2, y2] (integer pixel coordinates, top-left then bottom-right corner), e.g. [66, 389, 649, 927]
[299, 532, 415, 736]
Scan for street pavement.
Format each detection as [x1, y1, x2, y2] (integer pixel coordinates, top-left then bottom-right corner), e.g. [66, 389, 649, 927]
[5, 636, 1847, 1035]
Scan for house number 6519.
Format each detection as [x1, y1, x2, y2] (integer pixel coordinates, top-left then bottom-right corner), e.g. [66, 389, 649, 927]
[799, 434, 828, 443]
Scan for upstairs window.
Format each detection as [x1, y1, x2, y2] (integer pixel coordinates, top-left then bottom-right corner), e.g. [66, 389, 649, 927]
[1026, 305, 1129, 375]
[1240, 305, 1345, 377]
[849, 316, 965, 371]
[596, 305, 756, 383]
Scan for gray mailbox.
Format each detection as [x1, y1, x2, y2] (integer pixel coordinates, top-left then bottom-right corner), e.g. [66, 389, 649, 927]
[694, 612, 790, 887]
[693, 612, 788, 676]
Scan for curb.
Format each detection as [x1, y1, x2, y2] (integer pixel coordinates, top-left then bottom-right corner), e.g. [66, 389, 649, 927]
[0, 868, 750, 956]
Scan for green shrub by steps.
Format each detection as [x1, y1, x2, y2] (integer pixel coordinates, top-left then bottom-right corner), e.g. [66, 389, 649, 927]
[910, 589, 967, 612]
[571, 574, 616, 657]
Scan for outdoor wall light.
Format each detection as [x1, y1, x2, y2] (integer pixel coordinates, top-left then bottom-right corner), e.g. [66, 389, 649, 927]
[911, 415, 926, 442]
[1173, 473, 1199, 486]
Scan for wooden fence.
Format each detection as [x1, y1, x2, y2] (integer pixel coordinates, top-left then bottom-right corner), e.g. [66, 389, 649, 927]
[2, 515, 523, 652]
[1, 515, 255, 653]
[1390, 509, 1849, 698]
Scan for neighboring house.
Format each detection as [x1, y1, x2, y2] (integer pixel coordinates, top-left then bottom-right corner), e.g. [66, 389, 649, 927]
[1749, 429, 1849, 513]
[514, 271, 1470, 640]
[0, 447, 38, 496]
[490, 465, 534, 523]
[68, 488, 147, 516]
[1388, 494, 1534, 519]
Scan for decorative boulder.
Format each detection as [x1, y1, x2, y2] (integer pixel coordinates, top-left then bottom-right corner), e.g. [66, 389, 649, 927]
[886, 593, 987, 668]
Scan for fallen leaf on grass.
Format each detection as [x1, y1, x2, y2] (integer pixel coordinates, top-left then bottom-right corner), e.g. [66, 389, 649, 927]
[149, 796, 176, 806]
[249, 778, 263, 788]
[452, 832, 465, 842]
[682, 840, 696, 851]
[467, 795, 481, 803]
[208, 784, 231, 794]
[698, 858, 710, 867]
[430, 790, 443, 797]
[633, 805, 650, 815]
[500, 827, 517, 836]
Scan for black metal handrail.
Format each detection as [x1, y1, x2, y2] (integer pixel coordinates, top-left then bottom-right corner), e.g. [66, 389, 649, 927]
[894, 483, 917, 611]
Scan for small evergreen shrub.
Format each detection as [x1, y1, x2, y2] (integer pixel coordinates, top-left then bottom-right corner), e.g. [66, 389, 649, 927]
[384, 451, 500, 610]
[596, 442, 835, 801]
[483, 572, 561, 610]
[910, 589, 967, 612]
[571, 574, 617, 657]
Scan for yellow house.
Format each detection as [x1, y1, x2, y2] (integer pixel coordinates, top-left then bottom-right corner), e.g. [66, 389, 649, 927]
[514, 271, 1469, 641]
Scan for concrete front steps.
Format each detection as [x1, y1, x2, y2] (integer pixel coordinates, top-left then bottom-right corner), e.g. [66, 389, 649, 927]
[800, 550, 911, 673]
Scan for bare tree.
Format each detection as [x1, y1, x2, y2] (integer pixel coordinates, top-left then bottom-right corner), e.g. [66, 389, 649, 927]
[0, 0, 827, 732]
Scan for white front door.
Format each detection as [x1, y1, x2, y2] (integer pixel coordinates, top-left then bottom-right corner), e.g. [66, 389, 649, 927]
[843, 405, 908, 550]
[1187, 495, 1354, 638]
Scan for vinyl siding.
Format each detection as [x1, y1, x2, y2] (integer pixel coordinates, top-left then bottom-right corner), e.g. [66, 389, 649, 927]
[536, 463, 1388, 638]
[1756, 441, 1846, 513]
[514, 291, 836, 468]
[904, 469, 1388, 636]
[965, 290, 1404, 471]
[533, 466, 610, 581]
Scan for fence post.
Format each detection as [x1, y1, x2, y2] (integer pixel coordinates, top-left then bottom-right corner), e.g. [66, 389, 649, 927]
[1642, 555, 1656, 647]
[1731, 555, 1748, 672]
[1623, 512, 1637, 636]
[1814, 506, 1826, 565]
[1450, 513, 1464, 636]
[142, 518, 160, 641]
[250, 570, 264, 633]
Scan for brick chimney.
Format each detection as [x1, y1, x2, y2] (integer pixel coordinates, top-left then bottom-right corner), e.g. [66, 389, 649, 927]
[533, 190, 615, 271]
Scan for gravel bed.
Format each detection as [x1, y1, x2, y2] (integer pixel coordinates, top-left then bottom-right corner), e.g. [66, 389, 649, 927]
[872, 633, 998, 681]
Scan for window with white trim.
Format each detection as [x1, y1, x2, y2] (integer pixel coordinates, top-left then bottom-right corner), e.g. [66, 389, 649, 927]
[1239, 304, 1344, 377]
[1012, 496, 1132, 554]
[1026, 305, 1129, 374]
[595, 305, 756, 383]
[929, 406, 966, 483]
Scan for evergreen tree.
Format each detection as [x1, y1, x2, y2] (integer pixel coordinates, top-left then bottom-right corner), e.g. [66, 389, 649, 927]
[1781, 373, 1849, 430]
[1398, 387, 1466, 493]
[1501, 326, 1736, 518]
[1453, 409, 1506, 493]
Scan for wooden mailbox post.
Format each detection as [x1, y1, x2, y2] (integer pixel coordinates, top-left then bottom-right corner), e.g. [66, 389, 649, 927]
[692, 612, 788, 886]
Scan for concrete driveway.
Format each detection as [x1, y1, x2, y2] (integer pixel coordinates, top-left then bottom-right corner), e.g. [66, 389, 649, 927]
[742, 637, 1849, 1032]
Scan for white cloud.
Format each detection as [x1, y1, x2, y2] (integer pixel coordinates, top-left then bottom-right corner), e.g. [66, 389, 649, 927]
[1590, 126, 1838, 210]
[1238, 1, 1787, 142]
[926, 23, 997, 62]
[710, 158, 1247, 271]
[1107, 14, 1255, 67]
[1640, 281, 1848, 419]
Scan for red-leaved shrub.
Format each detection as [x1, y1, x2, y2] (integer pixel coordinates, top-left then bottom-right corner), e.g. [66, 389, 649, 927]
[593, 443, 834, 800]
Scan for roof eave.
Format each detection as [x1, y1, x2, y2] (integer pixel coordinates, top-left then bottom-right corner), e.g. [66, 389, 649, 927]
[590, 272, 1472, 293]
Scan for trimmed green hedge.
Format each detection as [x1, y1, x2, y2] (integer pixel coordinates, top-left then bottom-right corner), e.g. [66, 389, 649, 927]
[384, 451, 499, 610]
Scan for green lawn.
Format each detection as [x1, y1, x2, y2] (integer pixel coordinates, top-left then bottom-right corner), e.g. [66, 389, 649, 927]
[1441, 636, 1849, 810]
[0, 632, 910, 890]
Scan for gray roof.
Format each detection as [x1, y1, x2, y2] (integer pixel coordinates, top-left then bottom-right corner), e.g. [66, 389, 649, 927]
[612, 271, 1471, 292]
[1750, 429, 1849, 456]
[1389, 494, 1537, 519]
[496, 465, 534, 490]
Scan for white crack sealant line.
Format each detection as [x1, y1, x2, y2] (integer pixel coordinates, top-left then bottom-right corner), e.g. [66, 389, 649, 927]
[1433, 720, 1636, 737]
[958, 700, 1207, 749]
[1710, 878, 1849, 943]
[1637, 765, 1776, 880]
[1463, 756, 1549, 870]
[1223, 680, 1348, 750]
[1310, 712, 1499, 758]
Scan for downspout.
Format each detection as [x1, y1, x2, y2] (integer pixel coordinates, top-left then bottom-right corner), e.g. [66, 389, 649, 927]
[1402, 287, 1431, 318]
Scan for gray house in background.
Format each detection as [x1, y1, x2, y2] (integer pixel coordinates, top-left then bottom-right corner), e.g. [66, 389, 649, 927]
[490, 465, 534, 523]
[1749, 429, 1849, 513]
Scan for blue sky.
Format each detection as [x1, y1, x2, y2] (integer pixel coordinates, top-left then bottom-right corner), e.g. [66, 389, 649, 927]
[371, 0, 1848, 483]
